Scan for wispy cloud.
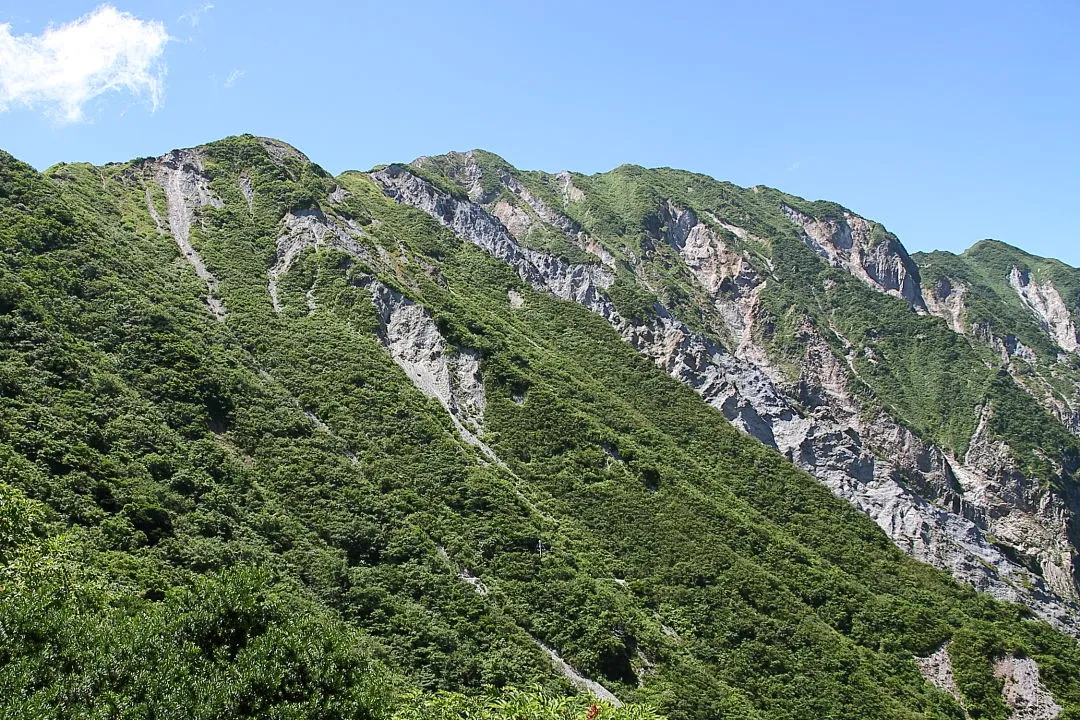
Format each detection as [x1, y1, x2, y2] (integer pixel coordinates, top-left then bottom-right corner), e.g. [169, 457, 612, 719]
[785, 161, 802, 173]
[0, 5, 169, 123]
[223, 68, 244, 88]
[179, 3, 214, 27]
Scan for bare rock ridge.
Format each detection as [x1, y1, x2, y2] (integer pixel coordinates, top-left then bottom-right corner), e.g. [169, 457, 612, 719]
[370, 161, 1080, 636]
[914, 643, 963, 707]
[416, 151, 616, 268]
[372, 164, 615, 308]
[149, 149, 227, 320]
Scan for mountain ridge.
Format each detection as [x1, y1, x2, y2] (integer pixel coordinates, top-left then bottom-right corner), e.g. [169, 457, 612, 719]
[384, 148, 1078, 273]
[3, 133, 1080, 718]
[385, 144, 1080, 624]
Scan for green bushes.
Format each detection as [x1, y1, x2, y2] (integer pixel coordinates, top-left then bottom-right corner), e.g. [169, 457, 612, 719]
[949, 622, 1009, 720]
[1, 138, 1079, 719]
[393, 687, 660, 720]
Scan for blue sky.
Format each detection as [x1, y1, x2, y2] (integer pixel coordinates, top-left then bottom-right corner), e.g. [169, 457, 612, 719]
[1, 1, 1077, 265]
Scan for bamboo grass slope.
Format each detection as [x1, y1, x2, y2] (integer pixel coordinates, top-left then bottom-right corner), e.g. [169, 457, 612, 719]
[1, 134, 1079, 720]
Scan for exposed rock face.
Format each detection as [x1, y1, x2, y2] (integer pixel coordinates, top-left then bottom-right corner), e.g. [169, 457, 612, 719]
[416, 152, 616, 267]
[994, 654, 1062, 720]
[915, 644, 1062, 719]
[962, 405, 1080, 598]
[555, 170, 586, 204]
[150, 149, 226, 320]
[924, 276, 969, 334]
[658, 202, 767, 359]
[496, 167, 617, 267]
[268, 209, 367, 313]
[663, 202, 755, 298]
[1009, 267, 1080, 353]
[915, 643, 963, 705]
[363, 278, 486, 444]
[783, 204, 927, 311]
[372, 165, 614, 308]
[238, 172, 253, 211]
[329, 185, 350, 203]
[371, 164, 1080, 636]
[492, 198, 533, 240]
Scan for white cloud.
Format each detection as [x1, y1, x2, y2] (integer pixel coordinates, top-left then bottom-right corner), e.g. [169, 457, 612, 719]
[223, 68, 243, 88]
[0, 5, 169, 123]
[179, 3, 214, 28]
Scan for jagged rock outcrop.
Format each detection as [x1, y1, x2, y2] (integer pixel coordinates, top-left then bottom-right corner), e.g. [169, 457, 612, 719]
[148, 149, 226, 320]
[783, 203, 927, 311]
[962, 405, 1080, 594]
[370, 162, 1080, 635]
[1009, 267, 1080, 353]
[372, 165, 614, 308]
[415, 151, 616, 267]
[924, 276, 969, 334]
[658, 202, 768, 360]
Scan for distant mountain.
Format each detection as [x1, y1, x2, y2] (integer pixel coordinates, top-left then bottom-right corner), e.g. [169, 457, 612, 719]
[1, 134, 1078, 719]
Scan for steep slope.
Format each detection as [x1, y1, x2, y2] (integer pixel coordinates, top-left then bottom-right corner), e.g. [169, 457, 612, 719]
[392, 151, 1080, 637]
[916, 241, 1080, 435]
[1, 136, 1079, 719]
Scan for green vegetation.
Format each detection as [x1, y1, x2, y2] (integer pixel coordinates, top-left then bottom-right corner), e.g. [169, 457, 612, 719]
[448, 158, 1080, 487]
[914, 240, 1080, 480]
[1, 136, 1079, 719]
